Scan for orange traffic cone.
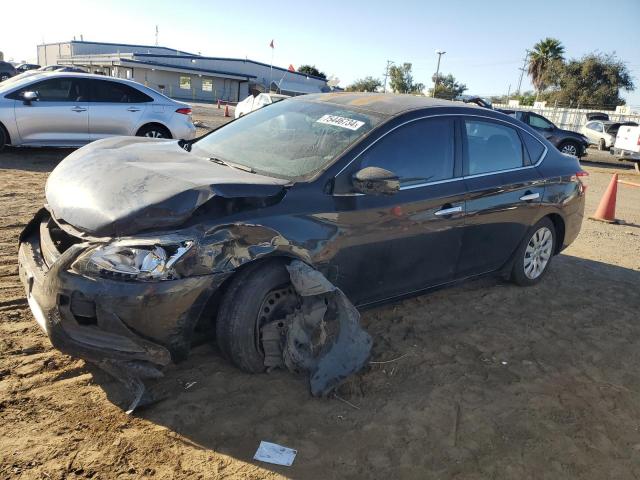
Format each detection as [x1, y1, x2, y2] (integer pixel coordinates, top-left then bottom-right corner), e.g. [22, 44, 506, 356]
[224, 104, 230, 117]
[589, 173, 619, 223]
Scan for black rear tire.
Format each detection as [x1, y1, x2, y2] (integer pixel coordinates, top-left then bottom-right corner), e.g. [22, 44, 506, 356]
[215, 259, 296, 373]
[0, 125, 6, 152]
[511, 217, 556, 287]
[136, 124, 172, 139]
[598, 138, 607, 151]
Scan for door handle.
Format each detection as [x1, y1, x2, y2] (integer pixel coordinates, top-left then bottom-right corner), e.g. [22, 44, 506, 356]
[127, 107, 141, 112]
[519, 192, 540, 202]
[434, 206, 463, 216]
[71, 106, 86, 112]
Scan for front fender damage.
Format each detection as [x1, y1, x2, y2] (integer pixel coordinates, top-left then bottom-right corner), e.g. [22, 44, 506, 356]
[25, 215, 370, 412]
[262, 260, 372, 397]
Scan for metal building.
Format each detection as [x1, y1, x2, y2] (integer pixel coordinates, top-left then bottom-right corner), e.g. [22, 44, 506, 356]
[37, 40, 329, 102]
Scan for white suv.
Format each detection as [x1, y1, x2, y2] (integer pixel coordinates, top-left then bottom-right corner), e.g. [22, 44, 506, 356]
[0, 72, 196, 149]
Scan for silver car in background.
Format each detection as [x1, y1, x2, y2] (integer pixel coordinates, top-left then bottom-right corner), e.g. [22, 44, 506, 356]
[0, 72, 196, 148]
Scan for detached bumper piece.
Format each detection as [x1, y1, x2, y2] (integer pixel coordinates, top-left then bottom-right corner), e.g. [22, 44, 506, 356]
[262, 260, 372, 396]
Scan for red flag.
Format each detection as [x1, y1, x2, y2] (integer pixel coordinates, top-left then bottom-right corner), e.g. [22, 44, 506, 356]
[269, 39, 274, 49]
[288, 64, 295, 72]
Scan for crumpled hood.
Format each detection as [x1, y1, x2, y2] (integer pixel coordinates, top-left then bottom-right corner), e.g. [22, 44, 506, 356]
[46, 137, 289, 236]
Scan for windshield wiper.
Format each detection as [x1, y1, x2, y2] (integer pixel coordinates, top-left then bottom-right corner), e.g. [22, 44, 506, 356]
[209, 157, 256, 174]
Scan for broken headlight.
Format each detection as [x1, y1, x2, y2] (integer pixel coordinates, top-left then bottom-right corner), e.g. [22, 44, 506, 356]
[72, 241, 193, 281]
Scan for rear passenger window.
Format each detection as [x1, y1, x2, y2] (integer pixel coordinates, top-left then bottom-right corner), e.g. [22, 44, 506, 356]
[528, 114, 554, 130]
[465, 119, 524, 175]
[521, 133, 545, 163]
[90, 80, 153, 103]
[359, 118, 454, 186]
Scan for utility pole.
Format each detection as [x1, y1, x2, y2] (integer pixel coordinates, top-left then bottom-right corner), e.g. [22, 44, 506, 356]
[433, 50, 446, 98]
[383, 60, 394, 93]
[155, 25, 159, 46]
[516, 49, 530, 95]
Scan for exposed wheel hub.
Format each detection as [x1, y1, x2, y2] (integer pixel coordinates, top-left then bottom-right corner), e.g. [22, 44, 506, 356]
[256, 285, 299, 357]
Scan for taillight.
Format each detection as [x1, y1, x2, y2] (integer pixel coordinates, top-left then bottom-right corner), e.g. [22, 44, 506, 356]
[176, 107, 192, 115]
[573, 170, 589, 193]
[637, 135, 640, 146]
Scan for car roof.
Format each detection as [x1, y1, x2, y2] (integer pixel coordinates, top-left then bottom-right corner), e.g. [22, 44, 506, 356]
[297, 92, 475, 116]
[0, 71, 157, 93]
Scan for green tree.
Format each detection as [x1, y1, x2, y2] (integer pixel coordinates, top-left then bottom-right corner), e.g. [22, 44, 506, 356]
[429, 73, 467, 99]
[389, 63, 424, 94]
[527, 38, 565, 94]
[489, 90, 536, 106]
[297, 65, 327, 80]
[543, 53, 635, 107]
[346, 76, 382, 92]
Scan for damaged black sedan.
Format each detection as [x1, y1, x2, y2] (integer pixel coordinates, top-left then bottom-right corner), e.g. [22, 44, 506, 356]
[18, 93, 586, 410]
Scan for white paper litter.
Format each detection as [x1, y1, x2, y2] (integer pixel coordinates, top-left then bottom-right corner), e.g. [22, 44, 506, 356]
[254, 441, 297, 466]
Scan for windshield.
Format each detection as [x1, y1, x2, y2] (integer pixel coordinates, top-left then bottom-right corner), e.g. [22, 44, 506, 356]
[191, 99, 384, 180]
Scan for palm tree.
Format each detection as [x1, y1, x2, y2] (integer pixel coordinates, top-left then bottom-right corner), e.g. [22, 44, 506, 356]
[527, 38, 565, 95]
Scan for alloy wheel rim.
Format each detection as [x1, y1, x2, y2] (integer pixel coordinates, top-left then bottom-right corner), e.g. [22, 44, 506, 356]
[145, 130, 164, 138]
[524, 227, 553, 280]
[562, 144, 577, 155]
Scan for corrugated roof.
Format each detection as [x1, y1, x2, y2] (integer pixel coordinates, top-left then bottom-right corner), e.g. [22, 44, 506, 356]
[134, 53, 328, 82]
[122, 59, 256, 80]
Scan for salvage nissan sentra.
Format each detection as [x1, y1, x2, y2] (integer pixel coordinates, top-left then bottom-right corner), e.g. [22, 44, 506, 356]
[18, 93, 586, 410]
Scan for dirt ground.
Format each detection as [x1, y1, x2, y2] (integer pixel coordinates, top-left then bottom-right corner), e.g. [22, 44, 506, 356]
[1, 106, 640, 479]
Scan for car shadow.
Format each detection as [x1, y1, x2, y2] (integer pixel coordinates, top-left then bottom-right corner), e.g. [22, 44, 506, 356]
[0, 147, 73, 172]
[86, 253, 640, 478]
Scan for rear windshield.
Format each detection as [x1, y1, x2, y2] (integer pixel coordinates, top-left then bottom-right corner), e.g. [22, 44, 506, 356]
[606, 123, 638, 134]
[191, 99, 384, 180]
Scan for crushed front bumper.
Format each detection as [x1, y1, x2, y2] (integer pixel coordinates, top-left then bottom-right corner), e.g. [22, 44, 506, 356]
[17, 211, 227, 411]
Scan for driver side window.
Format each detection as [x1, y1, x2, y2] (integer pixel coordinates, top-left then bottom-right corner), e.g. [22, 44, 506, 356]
[359, 117, 455, 187]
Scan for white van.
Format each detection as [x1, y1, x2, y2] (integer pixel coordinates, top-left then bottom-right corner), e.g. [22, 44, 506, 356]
[612, 124, 640, 173]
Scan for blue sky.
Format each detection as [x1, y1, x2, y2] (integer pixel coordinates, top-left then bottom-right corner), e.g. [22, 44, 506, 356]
[2, 0, 639, 106]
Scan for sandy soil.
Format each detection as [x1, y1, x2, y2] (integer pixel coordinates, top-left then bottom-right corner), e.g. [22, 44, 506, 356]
[1, 107, 640, 479]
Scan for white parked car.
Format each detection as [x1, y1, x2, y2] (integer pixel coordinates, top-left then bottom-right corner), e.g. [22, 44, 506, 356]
[611, 124, 640, 173]
[0, 72, 196, 149]
[234, 93, 288, 119]
[580, 120, 637, 151]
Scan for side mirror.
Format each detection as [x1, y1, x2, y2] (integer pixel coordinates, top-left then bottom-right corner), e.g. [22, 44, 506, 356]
[22, 91, 38, 105]
[352, 167, 400, 196]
